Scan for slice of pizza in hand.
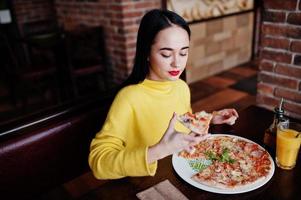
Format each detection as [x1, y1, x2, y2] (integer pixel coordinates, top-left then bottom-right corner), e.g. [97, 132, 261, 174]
[178, 111, 213, 134]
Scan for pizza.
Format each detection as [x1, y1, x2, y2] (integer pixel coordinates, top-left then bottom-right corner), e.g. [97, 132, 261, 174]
[178, 111, 213, 134]
[178, 135, 273, 189]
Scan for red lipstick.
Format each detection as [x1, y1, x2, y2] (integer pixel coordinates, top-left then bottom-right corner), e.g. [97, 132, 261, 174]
[168, 70, 180, 76]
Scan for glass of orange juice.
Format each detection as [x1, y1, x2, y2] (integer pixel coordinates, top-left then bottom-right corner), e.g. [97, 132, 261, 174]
[276, 122, 301, 170]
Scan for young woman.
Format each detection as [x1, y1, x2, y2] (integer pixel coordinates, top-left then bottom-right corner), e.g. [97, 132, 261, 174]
[89, 9, 238, 179]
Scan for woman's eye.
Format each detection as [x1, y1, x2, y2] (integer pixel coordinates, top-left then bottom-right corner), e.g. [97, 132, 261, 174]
[180, 51, 188, 56]
[161, 54, 171, 58]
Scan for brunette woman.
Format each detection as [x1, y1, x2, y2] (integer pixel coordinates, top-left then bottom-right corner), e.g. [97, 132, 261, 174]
[89, 9, 238, 179]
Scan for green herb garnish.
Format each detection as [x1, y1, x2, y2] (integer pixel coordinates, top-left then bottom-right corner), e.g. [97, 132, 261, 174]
[205, 151, 219, 161]
[220, 148, 236, 163]
[205, 148, 236, 164]
[188, 159, 211, 172]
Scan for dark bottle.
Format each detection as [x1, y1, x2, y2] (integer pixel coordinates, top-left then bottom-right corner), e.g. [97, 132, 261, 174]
[263, 98, 289, 149]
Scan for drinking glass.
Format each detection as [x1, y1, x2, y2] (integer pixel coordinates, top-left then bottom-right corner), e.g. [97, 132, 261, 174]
[276, 122, 301, 170]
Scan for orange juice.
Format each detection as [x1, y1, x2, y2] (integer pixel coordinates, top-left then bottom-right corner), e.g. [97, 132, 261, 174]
[276, 128, 301, 169]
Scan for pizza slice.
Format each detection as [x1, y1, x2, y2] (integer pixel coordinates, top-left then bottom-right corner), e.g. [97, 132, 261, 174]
[178, 111, 213, 134]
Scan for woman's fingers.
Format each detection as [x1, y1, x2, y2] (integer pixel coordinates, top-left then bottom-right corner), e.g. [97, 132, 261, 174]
[180, 133, 212, 154]
[215, 109, 238, 125]
[223, 115, 237, 125]
[189, 132, 200, 137]
[233, 109, 239, 118]
[218, 108, 239, 118]
[189, 132, 211, 140]
[182, 134, 198, 143]
[183, 133, 210, 145]
[225, 109, 239, 119]
[184, 146, 196, 154]
[194, 133, 211, 144]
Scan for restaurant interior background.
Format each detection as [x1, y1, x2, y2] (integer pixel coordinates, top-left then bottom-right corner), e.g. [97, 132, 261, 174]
[0, 0, 301, 199]
[1, 0, 301, 133]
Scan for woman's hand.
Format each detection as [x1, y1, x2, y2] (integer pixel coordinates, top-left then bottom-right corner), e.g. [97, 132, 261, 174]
[211, 108, 239, 125]
[148, 113, 208, 163]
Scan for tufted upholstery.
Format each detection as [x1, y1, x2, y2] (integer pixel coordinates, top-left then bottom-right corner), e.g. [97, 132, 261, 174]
[0, 95, 113, 199]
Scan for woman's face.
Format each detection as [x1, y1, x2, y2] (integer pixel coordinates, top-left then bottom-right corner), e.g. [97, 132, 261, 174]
[147, 25, 190, 81]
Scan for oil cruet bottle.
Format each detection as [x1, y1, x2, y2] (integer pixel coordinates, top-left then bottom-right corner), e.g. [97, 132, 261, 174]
[263, 98, 289, 149]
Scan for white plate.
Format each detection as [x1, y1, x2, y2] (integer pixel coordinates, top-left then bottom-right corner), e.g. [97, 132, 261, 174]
[172, 134, 275, 194]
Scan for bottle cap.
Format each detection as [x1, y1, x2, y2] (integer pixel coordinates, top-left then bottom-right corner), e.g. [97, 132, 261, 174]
[275, 98, 284, 114]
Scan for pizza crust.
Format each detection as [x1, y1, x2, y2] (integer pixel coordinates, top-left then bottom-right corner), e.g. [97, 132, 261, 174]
[192, 175, 227, 189]
[193, 173, 267, 190]
[178, 111, 213, 134]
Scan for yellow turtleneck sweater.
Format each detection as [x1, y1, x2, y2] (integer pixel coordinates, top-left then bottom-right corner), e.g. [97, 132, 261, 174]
[89, 79, 191, 179]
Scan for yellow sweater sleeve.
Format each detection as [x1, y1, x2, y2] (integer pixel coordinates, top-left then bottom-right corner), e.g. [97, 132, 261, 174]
[88, 91, 157, 179]
[89, 135, 156, 179]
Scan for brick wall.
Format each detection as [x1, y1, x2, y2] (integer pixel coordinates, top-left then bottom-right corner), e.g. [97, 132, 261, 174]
[257, 0, 301, 119]
[187, 12, 253, 84]
[55, 0, 162, 84]
[12, 0, 56, 32]
[12, 0, 161, 84]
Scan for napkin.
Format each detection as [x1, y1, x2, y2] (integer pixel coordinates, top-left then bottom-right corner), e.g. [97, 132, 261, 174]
[136, 180, 189, 200]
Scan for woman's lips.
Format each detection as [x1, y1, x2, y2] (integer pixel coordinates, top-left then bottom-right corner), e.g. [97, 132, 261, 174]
[168, 70, 180, 76]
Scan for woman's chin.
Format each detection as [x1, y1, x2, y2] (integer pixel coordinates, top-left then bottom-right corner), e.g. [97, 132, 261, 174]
[168, 76, 180, 81]
[167, 77, 179, 81]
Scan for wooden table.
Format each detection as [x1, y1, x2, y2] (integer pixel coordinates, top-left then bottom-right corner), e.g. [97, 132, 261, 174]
[80, 106, 301, 200]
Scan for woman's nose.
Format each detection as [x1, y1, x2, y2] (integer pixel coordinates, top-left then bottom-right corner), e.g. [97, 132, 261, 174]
[171, 55, 180, 68]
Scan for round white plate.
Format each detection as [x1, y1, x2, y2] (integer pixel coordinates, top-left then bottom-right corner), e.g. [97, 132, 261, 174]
[172, 134, 275, 194]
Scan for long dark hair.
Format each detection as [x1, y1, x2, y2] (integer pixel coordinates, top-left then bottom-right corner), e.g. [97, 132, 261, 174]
[122, 9, 191, 87]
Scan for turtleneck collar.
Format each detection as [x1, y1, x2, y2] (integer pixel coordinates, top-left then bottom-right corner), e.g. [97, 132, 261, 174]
[140, 79, 178, 94]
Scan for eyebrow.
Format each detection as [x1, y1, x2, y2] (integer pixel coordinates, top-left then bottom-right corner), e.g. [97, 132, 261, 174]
[159, 47, 189, 51]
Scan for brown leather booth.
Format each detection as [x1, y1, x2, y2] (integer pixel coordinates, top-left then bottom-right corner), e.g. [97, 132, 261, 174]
[0, 94, 114, 199]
